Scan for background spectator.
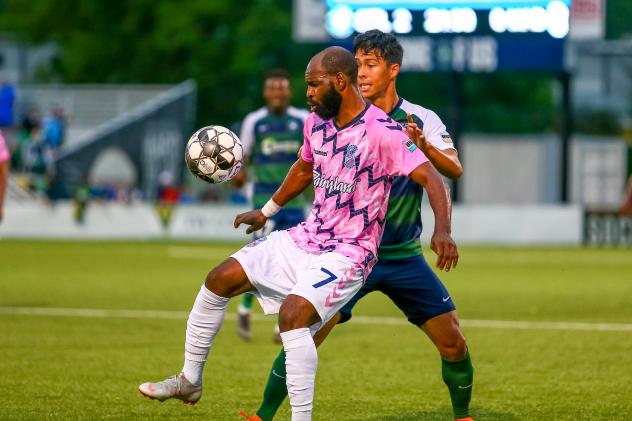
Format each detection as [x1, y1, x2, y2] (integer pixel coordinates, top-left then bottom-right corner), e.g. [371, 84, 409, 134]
[156, 170, 180, 228]
[25, 124, 54, 196]
[43, 103, 67, 150]
[11, 107, 41, 171]
[0, 81, 15, 128]
[0, 130, 10, 223]
[73, 176, 91, 224]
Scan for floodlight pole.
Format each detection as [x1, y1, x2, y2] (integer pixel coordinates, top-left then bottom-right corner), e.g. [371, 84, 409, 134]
[448, 70, 464, 203]
[560, 71, 572, 204]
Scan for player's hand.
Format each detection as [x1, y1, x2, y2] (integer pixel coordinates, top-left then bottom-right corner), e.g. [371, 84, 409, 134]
[430, 230, 458, 272]
[231, 168, 247, 188]
[406, 114, 429, 152]
[234, 210, 268, 234]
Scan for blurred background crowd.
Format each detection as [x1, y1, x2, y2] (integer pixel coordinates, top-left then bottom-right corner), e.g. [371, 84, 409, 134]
[0, 0, 631, 231]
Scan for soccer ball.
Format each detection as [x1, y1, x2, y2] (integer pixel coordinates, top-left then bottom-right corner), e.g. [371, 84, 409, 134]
[185, 125, 243, 184]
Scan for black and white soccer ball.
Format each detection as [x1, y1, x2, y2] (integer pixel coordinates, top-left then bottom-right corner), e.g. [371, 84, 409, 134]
[185, 125, 243, 184]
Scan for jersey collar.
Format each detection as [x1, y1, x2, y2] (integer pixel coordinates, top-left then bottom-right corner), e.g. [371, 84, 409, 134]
[333, 102, 371, 131]
[387, 97, 404, 118]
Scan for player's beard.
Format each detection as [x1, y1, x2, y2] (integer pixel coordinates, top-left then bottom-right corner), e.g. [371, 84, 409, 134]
[310, 82, 342, 120]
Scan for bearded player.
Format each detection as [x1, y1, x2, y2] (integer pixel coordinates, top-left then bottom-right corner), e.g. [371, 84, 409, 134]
[139, 46, 457, 421]
[240, 30, 474, 421]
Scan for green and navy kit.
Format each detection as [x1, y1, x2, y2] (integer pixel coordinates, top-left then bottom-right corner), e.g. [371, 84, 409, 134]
[339, 98, 458, 327]
[378, 98, 456, 260]
[240, 106, 310, 212]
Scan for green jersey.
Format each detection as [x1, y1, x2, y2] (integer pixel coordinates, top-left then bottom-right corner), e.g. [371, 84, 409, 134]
[240, 106, 310, 209]
[378, 98, 456, 260]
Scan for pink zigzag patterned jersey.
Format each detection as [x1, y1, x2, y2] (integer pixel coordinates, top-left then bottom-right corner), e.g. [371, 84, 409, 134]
[0, 131, 10, 162]
[288, 104, 429, 275]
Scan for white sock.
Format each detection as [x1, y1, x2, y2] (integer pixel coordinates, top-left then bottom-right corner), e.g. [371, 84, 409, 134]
[237, 303, 250, 315]
[181, 284, 229, 386]
[281, 328, 317, 421]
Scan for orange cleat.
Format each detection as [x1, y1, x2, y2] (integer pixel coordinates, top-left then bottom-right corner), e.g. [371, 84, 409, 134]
[455, 418, 475, 421]
[239, 411, 263, 421]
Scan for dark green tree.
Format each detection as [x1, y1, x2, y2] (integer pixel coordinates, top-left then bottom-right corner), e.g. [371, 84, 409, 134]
[4, 0, 629, 133]
[607, 0, 632, 39]
[0, 0, 320, 126]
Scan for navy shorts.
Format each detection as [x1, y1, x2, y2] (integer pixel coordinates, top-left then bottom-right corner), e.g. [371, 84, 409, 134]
[254, 208, 305, 239]
[339, 254, 456, 327]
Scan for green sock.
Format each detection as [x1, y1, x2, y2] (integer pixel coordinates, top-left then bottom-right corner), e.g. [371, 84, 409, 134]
[442, 351, 474, 419]
[256, 349, 288, 421]
[241, 293, 254, 310]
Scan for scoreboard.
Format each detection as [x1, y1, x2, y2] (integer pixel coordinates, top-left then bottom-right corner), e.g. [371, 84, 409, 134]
[299, 0, 572, 72]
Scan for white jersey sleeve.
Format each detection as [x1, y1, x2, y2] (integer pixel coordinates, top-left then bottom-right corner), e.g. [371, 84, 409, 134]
[401, 99, 456, 152]
[422, 109, 455, 152]
[239, 107, 268, 158]
[287, 106, 310, 123]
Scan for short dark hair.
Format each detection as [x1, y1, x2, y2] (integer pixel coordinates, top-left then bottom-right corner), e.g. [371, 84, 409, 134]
[353, 30, 404, 66]
[264, 68, 290, 81]
[320, 46, 358, 84]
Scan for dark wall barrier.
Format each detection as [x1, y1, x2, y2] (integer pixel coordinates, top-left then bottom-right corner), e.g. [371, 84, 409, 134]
[584, 210, 632, 246]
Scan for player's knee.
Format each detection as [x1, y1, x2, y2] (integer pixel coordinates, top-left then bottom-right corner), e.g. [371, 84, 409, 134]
[438, 334, 467, 361]
[204, 258, 248, 297]
[204, 267, 229, 296]
[279, 295, 320, 332]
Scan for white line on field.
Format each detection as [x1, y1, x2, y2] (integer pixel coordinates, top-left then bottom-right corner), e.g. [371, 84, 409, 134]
[167, 246, 217, 259]
[460, 319, 632, 332]
[1, 306, 631, 332]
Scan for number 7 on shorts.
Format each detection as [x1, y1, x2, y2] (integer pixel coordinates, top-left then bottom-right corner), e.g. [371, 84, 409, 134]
[312, 268, 337, 288]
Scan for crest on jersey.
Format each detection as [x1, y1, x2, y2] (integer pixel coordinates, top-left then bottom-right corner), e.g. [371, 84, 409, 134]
[441, 132, 453, 143]
[404, 139, 417, 152]
[343, 144, 358, 169]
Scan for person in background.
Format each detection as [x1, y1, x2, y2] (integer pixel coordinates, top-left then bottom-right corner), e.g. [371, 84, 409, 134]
[0, 129, 10, 223]
[73, 176, 91, 225]
[25, 124, 54, 197]
[0, 82, 16, 184]
[0, 81, 15, 129]
[156, 170, 180, 229]
[43, 104, 67, 150]
[233, 68, 310, 343]
[11, 107, 41, 171]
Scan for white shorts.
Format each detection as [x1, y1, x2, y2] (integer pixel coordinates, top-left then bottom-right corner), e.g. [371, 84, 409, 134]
[231, 230, 365, 328]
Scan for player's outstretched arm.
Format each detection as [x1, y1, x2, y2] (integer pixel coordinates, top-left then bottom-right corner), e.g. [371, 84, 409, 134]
[408, 162, 458, 271]
[234, 157, 314, 234]
[406, 114, 463, 181]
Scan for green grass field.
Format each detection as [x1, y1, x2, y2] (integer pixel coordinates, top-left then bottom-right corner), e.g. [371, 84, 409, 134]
[1, 241, 631, 420]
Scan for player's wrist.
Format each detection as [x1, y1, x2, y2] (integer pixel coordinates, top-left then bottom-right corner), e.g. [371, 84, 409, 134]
[433, 226, 452, 236]
[261, 199, 282, 218]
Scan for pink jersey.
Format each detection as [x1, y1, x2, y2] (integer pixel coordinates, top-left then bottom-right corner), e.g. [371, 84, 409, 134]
[0, 130, 9, 162]
[288, 104, 429, 275]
